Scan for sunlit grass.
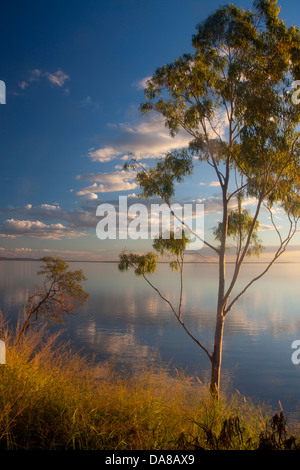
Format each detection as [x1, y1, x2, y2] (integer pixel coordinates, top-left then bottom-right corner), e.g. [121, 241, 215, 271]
[0, 314, 299, 450]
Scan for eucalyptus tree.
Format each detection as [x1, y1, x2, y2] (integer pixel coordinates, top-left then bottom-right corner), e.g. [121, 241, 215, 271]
[119, 0, 300, 396]
[16, 257, 88, 345]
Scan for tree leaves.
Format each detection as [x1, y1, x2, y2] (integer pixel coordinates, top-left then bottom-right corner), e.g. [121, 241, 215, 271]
[119, 0, 300, 394]
[126, 149, 193, 204]
[16, 257, 89, 344]
[213, 208, 264, 257]
[118, 251, 158, 277]
[119, 229, 191, 276]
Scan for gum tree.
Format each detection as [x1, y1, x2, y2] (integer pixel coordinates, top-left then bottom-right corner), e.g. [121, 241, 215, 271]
[119, 0, 300, 396]
[16, 257, 88, 345]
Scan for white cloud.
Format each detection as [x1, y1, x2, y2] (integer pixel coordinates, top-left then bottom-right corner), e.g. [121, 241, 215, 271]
[0, 219, 86, 239]
[40, 203, 60, 210]
[77, 181, 137, 195]
[0, 246, 106, 261]
[79, 192, 98, 201]
[78, 169, 136, 184]
[88, 146, 120, 163]
[259, 223, 282, 232]
[45, 70, 70, 87]
[18, 68, 69, 91]
[77, 170, 138, 195]
[86, 114, 191, 163]
[18, 69, 42, 89]
[205, 108, 229, 140]
[132, 76, 152, 90]
[192, 195, 258, 215]
[0, 202, 99, 233]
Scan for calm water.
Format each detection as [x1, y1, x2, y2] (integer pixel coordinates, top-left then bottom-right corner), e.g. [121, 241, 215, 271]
[0, 260, 300, 417]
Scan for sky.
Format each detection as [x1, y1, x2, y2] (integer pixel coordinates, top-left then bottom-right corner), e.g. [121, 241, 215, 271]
[0, 0, 299, 262]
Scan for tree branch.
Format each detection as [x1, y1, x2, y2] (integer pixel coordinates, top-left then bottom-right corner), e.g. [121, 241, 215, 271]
[224, 210, 298, 317]
[142, 273, 212, 362]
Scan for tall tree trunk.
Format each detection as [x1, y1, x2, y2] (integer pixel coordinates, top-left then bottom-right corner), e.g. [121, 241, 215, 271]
[210, 161, 229, 396]
[211, 247, 226, 396]
[210, 311, 225, 395]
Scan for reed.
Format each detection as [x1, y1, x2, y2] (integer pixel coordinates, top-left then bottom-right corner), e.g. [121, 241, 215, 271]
[0, 315, 298, 450]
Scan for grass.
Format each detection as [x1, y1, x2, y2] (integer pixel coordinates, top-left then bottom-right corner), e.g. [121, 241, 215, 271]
[0, 315, 299, 450]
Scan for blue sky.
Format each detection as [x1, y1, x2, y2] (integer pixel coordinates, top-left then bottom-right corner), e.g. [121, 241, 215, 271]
[0, 0, 299, 261]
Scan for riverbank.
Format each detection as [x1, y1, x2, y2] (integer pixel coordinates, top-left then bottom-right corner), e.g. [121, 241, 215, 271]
[0, 318, 299, 450]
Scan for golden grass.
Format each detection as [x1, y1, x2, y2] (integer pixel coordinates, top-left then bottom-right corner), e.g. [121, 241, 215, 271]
[0, 315, 298, 450]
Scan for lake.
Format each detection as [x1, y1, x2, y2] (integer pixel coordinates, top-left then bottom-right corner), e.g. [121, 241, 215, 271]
[0, 259, 299, 419]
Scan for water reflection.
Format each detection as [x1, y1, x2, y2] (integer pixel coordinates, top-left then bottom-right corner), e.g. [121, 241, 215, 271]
[0, 260, 299, 414]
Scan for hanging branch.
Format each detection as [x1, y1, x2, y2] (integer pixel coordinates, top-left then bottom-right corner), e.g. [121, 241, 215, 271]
[142, 272, 212, 362]
[224, 206, 298, 317]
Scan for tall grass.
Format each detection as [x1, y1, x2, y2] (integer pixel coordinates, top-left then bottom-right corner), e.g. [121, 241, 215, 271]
[0, 315, 299, 450]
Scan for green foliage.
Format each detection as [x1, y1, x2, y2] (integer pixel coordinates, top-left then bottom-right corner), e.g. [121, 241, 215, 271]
[119, 0, 300, 395]
[125, 149, 193, 204]
[129, 0, 300, 263]
[31, 256, 88, 323]
[153, 230, 190, 271]
[213, 208, 264, 257]
[118, 251, 158, 277]
[119, 229, 190, 277]
[152, 229, 190, 257]
[17, 257, 88, 343]
[140, 0, 300, 209]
